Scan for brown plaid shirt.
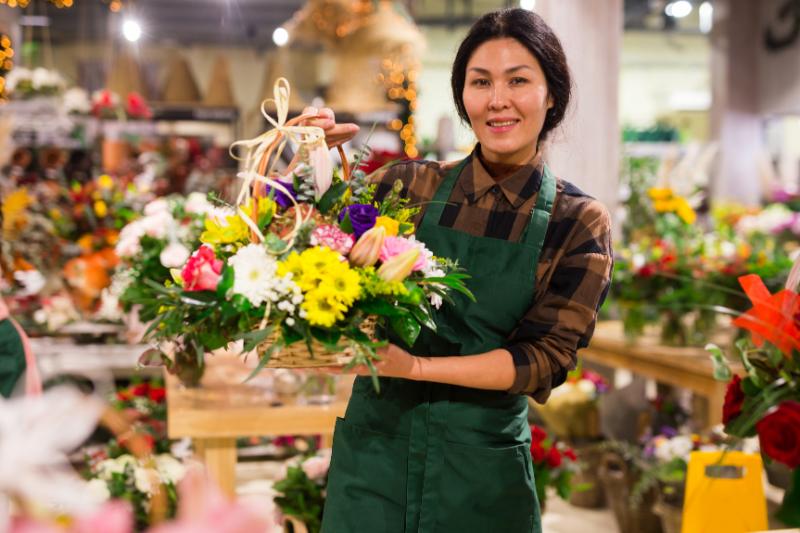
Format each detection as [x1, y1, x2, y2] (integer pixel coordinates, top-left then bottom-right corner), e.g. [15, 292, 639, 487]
[372, 146, 613, 403]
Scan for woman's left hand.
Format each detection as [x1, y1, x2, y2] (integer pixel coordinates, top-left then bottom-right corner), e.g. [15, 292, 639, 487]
[315, 343, 423, 380]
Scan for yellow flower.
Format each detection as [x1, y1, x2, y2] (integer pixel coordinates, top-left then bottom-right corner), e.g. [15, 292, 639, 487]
[1, 189, 31, 233]
[94, 200, 108, 218]
[97, 174, 114, 190]
[303, 287, 347, 327]
[49, 208, 62, 220]
[653, 199, 674, 213]
[374, 216, 400, 237]
[77, 234, 94, 252]
[648, 187, 673, 201]
[241, 196, 276, 229]
[277, 252, 306, 282]
[326, 265, 361, 305]
[200, 212, 250, 245]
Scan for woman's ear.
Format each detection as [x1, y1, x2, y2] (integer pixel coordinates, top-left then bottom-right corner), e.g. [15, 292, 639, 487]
[546, 95, 555, 110]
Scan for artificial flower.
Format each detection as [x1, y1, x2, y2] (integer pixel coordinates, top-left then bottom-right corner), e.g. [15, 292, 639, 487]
[181, 245, 223, 292]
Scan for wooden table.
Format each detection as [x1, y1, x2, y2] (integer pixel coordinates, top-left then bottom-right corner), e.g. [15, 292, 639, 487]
[166, 355, 350, 496]
[581, 321, 740, 426]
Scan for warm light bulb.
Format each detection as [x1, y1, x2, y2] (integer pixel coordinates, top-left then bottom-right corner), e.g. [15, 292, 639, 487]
[272, 27, 289, 47]
[122, 19, 142, 42]
[665, 1, 692, 18]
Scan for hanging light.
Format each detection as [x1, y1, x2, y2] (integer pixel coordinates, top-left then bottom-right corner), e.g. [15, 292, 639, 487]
[122, 18, 142, 42]
[699, 2, 713, 33]
[519, 0, 535, 10]
[272, 27, 289, 47]
[665, 1, 692, 19]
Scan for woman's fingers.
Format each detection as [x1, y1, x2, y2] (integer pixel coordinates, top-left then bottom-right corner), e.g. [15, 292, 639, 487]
[299, 106, 359, 148]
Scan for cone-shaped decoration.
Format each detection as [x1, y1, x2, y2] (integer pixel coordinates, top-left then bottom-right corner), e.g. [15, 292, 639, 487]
[204, 55, 236, 107]
[161, 53, 201, 103]
[106, 51, 146, 99]
[258, 48, 306, 111]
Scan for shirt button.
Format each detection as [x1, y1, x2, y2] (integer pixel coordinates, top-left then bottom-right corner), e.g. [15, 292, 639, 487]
[491, 186, 500, 195]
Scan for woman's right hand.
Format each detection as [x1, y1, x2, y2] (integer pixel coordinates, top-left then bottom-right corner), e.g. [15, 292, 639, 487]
[301, 106, 359, 148]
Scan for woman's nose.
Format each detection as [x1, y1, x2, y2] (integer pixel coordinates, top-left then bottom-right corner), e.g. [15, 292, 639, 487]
[489, 85, 510, 109]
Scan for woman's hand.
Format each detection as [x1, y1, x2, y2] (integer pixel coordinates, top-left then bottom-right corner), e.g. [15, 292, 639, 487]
[301, 106, 359, 148]
[314, 343, 423, 380]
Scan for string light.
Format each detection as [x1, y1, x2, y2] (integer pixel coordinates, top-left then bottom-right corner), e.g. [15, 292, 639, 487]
[0, 0, 73, 6]
[0, 34, 13, 101]
[380, 56, 420, 158]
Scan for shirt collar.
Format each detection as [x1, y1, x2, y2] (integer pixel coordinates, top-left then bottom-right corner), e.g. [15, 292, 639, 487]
[459, 145, 544, 208]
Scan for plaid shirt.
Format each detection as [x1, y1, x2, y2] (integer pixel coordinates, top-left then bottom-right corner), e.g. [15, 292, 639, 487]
[372, 147, 613, 403]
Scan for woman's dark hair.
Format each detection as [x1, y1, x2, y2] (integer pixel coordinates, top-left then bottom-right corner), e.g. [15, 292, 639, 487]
[451, 8, 571, 144]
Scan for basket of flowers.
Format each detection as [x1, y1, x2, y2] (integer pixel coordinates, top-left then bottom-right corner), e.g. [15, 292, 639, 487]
[133, 79, 472, 387]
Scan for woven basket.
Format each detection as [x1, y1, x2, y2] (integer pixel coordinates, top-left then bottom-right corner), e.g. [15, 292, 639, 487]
[246, 114, 377, 369]
[260, 318, 377, 368]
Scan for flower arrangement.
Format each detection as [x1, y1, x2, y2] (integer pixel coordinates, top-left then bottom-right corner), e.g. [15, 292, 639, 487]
[130, 79, 472, 388]
[92, 89, 153, 120]
[532, 365, 608, 440]
[84, 453, 185, 530]
[4, 66, 66, 99]
[110, 379, 170, 455]
[529, 425, 581, 510]
[273, 450, 331, 533]
[708, 262, 800, 525]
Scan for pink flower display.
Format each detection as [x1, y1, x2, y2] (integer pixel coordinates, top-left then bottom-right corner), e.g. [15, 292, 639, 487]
[181, 245, 223, 292]
[380, 236, 428, 271]
[310, 225, 355, 256]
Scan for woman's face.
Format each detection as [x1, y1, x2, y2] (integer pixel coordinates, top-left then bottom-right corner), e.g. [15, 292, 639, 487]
[463, 37, 553, 166]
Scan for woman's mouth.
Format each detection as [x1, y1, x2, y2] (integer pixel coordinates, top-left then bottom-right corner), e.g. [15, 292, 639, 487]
[486, 119, 519, 133]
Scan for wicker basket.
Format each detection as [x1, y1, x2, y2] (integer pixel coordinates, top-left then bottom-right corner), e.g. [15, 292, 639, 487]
[259, 318, 377, 368]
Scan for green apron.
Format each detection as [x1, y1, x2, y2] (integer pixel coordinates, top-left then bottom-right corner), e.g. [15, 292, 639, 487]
[0, 318, 27, 398]
[322, 158, 556, 533]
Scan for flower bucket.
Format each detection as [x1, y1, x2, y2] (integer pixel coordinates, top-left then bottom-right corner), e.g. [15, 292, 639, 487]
[598, 451, 663, 533]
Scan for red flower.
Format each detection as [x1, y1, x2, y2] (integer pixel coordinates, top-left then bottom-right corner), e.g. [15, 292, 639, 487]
[732, 274, 800, 358]
[546, 447, 562, 468]
[116, 390, 132, 402]
[131, 383, 150, 397]
[638, 264, 656, 278]
[722, 375, 745, 425]
[564, 448, 578, 462]
[531, 425, 547, 443]
[148, 387, 166, 403]
[181, 245, 223, 291]
[756, 401, 800, 468]
[530, 442, 546, 464]
[126, 92, 152, 119]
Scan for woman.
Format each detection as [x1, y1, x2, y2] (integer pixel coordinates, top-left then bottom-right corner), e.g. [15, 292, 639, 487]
[307, 9, 613, 533]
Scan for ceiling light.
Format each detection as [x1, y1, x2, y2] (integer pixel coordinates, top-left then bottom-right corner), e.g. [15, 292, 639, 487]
[272, 27, 289, 47]
[122, 19, 142, 42]
[519, 0, 535, 10]
[699, 2, 713, 33]
[665, 1, 693, 18]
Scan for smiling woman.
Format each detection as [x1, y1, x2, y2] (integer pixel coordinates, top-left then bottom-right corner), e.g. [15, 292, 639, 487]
[303, 8, 613, 533]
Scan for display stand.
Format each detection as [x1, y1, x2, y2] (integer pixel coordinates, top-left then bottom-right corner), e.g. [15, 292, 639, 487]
[166, 355, 349, 496]
[582, 321, 741, 426]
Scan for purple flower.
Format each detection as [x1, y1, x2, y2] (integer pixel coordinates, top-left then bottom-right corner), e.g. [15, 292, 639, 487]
[265, 179, 297, 209]
[339, 203, 379, 239]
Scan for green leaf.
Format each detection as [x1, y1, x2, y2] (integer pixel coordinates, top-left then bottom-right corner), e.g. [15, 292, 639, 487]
[244, 340, 284, 382]
[216, 266, 234, 298]
[264, 233, 287, 254]
[318, 180, 349, 215]
[197, 329, 228, 350]
[236, 325, 275, 353]
[706, 343, 732, 382]
[357, 298, 405, 317]
[281, 323, 305, 345]
[339, 210, 354, 234]
[409, 303, 437, 331]
[389, 313, 422, 347]
[310, 327, 341, 351]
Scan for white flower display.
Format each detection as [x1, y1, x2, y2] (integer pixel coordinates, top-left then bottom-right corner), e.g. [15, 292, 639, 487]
[13, 269, 45, 296]
[62, 87, 91, 115]
[4, 67, 31, 93]
[154, 454, 186, 484]
[144, 197, 170, 216]
[185, 192, 213, 215]
[31, 67, 65, 91]
[654, 435, 695, 462]
[228, 244, 302, 309]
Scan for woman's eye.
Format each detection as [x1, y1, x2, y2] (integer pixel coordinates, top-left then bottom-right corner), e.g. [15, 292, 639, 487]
[471, 78, 490, 87]
[510, 77, 529, 85]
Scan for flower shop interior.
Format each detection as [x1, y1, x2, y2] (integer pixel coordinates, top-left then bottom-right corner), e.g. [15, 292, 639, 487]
[1, 0, 800, 531]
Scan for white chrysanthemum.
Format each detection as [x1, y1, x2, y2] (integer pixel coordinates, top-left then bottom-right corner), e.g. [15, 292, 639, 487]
[155, 454, 186, 484]
[229, 244, 279, 306]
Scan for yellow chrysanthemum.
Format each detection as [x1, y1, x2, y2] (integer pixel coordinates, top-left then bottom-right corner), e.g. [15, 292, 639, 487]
[97, 174, 114, 190]
[94, 200, 108, 218]
[240, 196, 276, 229]
[675, 200, 696, 225]
[374, 216, 400, 237]
[277, 251, 305, 281]
[200, 212, 250, 245]
[647, 187, 673, 201]
[303, 287, 347, 327]
[302, 246, 342, 272]
[326, 265, 361, 305]
[653, 199, 675, 213]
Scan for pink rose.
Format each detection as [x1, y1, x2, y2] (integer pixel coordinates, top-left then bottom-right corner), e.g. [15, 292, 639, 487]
[301, 454, 331, 480]
[181, 245, 223, 291]
[310, 225, 354, 256]
[380, 236, 428, 271]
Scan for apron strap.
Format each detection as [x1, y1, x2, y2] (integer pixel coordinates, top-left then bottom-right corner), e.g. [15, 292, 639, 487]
[520, 163, 556, 251]
[418, 156, 470, 229]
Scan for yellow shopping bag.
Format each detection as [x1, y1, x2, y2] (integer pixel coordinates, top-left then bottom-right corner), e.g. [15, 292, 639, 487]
[682, 451, 767, 533]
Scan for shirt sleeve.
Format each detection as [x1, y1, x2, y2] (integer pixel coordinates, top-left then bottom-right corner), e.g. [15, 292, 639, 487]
[504, 197, 613, 403]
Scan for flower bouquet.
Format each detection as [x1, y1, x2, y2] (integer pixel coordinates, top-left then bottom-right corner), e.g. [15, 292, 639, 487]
[273, 450, 332, 533]
[531, 363, 607, 440]
[707, 259, 800, 526]
[133, 79, 472, 388]
[529, 425, 582, 511]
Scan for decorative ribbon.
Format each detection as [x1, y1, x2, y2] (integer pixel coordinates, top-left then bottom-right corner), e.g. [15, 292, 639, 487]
[0, 298, 42, 396]
[229, 78, 326, 253]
